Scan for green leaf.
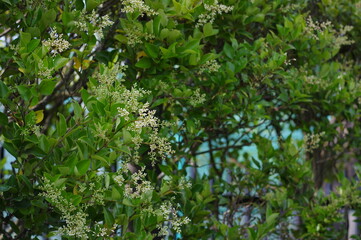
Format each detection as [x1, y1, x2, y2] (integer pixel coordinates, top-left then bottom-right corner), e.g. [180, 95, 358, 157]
[0, 80, 9, 98]
[135, 57, 151, 69]
[27, 39, 40, 52]
[92, 154, 109, 166]
[153, 15, 162, 36]
[76, 159, 90, 175]
[72, 101, 83, 121]
[20, 32, 32, 47]
[111, 187, 122, 200]
[3, 142, 17, 157]
[86, 0, 101, 11]
[122, 198, 134, 207]
[26, 27, 41, 38]
[54, 57, 69, 70]
[62, 11, 72, 26]
[158, 165, 172, 175]
[58, 166, 70, 175]
[123, 129, 132, 144]
[17, 85, 31, 101]
[181, 39, 200, 52]
[71, 194, 82, 206]
[81, 89, 90, 103]
[118, 145, 131, 155]
[40, 9, 56, 30]
[57, 113, 67, 136]
[103, 207, 115, 226]
[0, 112, 8, 126]
[252, 13, 265, 23]
[75, 0, 84, 10]
[223, 43, 234, 59]
[203, 23, 217, 37]
[0, 185, 12, 192]
[39, 80, 56, 95]
[0, 0, 12, 5]
[167, 29, 182, 43]
[200, 53, 216, 64]
[151, 98, 167, 107]
[144, 43, 159, 59]
[18, 175, 32, 191]
[114, 34, 127, 43]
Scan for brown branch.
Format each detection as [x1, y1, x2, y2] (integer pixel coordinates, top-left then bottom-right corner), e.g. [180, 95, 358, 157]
[0, 28, 11, 37]
[195, 143, 251, 155]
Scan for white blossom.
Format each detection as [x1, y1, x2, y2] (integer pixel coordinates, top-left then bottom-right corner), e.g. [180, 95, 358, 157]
[121, 0, 158, 16]
[189, 88, 206, 107]
[75, 10, 114, 39]
[198, 59, 220, 74]
[43, 29, 71, 55]
[197, 0, 233, 27]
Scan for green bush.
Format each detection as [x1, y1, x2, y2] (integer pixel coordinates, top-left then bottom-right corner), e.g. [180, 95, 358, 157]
[0, 0, 360, 239]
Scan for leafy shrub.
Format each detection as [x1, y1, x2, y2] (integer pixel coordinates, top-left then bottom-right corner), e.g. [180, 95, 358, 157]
[0, 0, 360, 239]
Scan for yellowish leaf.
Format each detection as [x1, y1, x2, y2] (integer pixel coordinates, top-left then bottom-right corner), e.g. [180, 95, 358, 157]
[35, 110, 44, 124]
[73, 57, 82, 70]
[18, 68, 26, 74]
[136, 51, 147, 60]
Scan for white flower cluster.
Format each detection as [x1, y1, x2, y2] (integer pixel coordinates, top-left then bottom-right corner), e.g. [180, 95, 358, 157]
[39, 178, 88, 238]
[38, 60, 54, 79]
[135, 102, 158, 129]
[149, 132, 175, 166]
[90, 63, 190, 235]
[157, 201, 191, 235]
[305, 16, 332, 40]
[93, 64, 174, 166]
[166, 176, 192, 190]
[94, 222, 117, 237]
[75, 10, 114, 39]
[40, 177, 108, 239]
[304, 75, 322, 86]
[58, 211, 90, 239]
[283, 52, 296, 66]
[121, 0, 158, 16]
[333, 25, 354, 48]
[87, 181, 105, 206]
[19, 111, 43, 137]
[114, 167, 154, 199]
[43, 29, 71, 56]
[117, 86, 150, 114]
[196, 0, 233, 27]
[189, 88, 206, 107]
[124, 25, 155, 47]
[101, 63, 127, 84]
[198, 59, 221, 74]
[304, 131, 325, 152]
[39, 178, 74, 212]
[305, 16, 354, 48]
[178, 176, 192, 190]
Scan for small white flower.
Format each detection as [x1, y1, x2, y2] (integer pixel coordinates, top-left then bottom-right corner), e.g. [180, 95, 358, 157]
[189, 88, 206, 107]
[197, 0, 233, 27]
[198, 60, 220, 74]
[121, 0, 158, 16]
[43, 29, 71, 55]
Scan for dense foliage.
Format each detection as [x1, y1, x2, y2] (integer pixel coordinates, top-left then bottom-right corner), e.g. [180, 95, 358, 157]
[0, 0, 361, 239]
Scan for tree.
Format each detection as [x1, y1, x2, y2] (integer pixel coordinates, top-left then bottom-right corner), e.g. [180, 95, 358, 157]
[0, 0, 360, 239]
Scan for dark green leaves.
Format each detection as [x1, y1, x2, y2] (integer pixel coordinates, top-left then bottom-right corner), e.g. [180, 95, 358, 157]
[39, 80, 56, 95]
[135, 57, 152, 69]
[144, 43, 159, 59]
[0, 80, 9, 98]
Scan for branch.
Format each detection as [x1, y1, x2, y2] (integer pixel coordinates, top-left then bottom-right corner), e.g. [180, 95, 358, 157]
[194, 143, 251, 155]
[0, 28, 11, 37]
